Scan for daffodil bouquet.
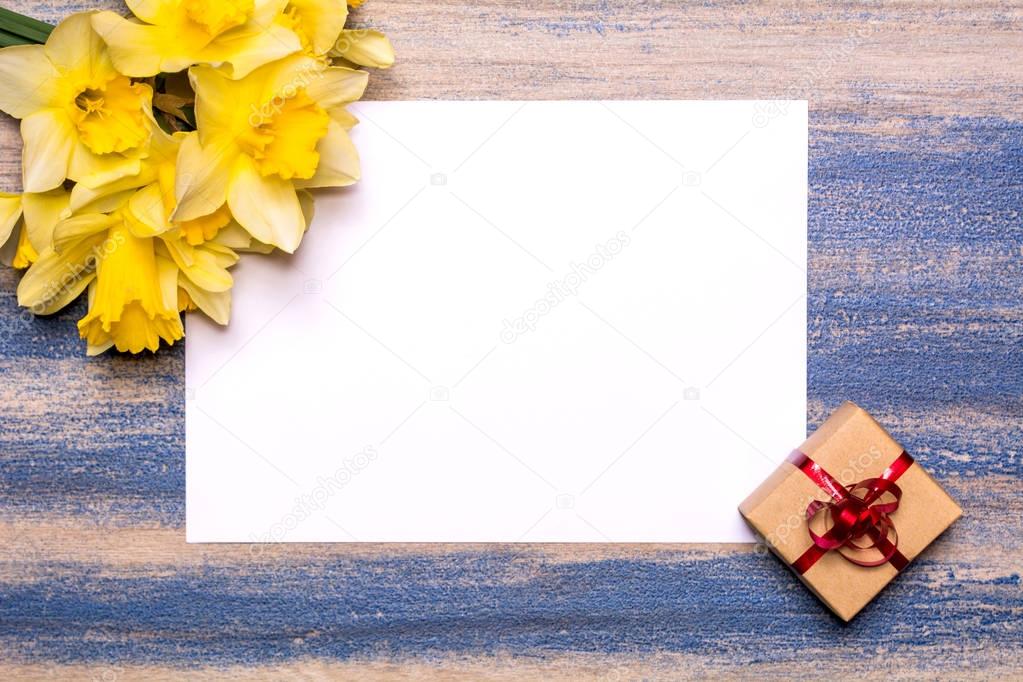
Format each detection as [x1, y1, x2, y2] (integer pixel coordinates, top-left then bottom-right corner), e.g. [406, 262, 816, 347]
[0, 0, 392, 354]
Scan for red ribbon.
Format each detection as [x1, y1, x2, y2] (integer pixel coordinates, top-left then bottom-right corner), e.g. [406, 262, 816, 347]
[787, 449, 914, 575]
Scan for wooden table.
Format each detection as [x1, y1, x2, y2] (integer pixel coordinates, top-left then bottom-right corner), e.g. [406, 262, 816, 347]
[2, 1, 1020, 678]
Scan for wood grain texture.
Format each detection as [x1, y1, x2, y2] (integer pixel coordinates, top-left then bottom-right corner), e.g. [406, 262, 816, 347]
[1, 1, 1021, 679]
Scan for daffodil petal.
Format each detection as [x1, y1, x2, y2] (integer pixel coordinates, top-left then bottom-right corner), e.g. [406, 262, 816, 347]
[90, 13, 161, 77]
[69, 127, 169, 211]
[125, 0, 177, 24]
[188, 65, 246, 142]
[227, 154, 305, 253]
[126, 183, 172, 237]
[201, 241, 241, 265]
[0, 45, 61, 118]
[151, 126, 186, 166]
[72, 175, 150, 214]
[201, 23, 302, 79]
[304, 66, 368, 109]
[173, 134, 235, 222]
[179, 276, 232, 325]
[68, 141, 144, 189]
[74, 190, 137, 216]
[258, 54, 319, 98]
[330, 106, 359, 130]
[53, 213, 119, 254]
[295, 120, 360, 189]
[163, 238, 234, 292]
[22, 189, 71, 253]
[292, 0, 347, 54]
[21, 110, 75, 193]
[298, 188, 314, 228]
[17, 237, 103, 314]
[213, 222, 276, 253]
[45, 12, 114, 80]
[332, 29, 394, 68]
[86, 339, 115, 356]
[209, 221, 251, 249]
[241, 239, 276, 254]
[0, 194, 23, 249]
[91, 12, 202, 77]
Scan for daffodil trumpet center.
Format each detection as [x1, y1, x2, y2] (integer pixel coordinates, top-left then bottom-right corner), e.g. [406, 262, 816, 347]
[185, 0, 254, 36]
[77, 220, 183, 354]
[239, 88, 329, 180]
[177, 287, 197, 312]
[278, 5, 312, 53]
[69, 75, 151, 155]
[278, 0, 328, 54]
[12, 225, 38, 270]
[178, 204, 232, 246]
[74, 88, 105, 114]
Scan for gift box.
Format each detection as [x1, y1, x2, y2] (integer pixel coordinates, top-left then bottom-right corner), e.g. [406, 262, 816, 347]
[739, 401, 961, 621]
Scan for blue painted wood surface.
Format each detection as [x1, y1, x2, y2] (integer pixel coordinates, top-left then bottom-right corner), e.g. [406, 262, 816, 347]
[0, 1, 1020, 677]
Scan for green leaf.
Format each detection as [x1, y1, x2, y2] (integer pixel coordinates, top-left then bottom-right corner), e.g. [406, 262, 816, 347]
[0, 7, 54, 45]
[0, 27, 34, 47]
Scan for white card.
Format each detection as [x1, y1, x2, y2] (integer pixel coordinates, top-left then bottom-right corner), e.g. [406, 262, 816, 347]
[186, 100, 807, 543]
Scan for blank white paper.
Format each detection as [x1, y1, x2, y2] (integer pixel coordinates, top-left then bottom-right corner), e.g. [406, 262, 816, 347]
[186, 100, 807, 543]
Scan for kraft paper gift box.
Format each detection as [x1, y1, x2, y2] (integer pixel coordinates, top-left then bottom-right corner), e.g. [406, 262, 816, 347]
[739, 401, 962, 621]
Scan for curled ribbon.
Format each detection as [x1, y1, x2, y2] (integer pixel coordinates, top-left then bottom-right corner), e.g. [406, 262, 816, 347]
[787, 450, 914, 575]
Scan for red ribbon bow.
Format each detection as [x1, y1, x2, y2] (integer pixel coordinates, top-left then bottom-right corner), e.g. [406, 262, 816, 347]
[787, 449, 915, 575]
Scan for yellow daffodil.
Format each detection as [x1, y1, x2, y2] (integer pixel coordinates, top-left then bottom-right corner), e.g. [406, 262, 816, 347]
[77, 213, 184, 354]
[173, 55, 364, 252]
[14, 125, 235, 352]
[92, 0, 302, 79]
[16, 195, 244, 354]
[1, 0, 390, 355]
[63, 126, 259, 328]
[0, 12, 153, 192]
